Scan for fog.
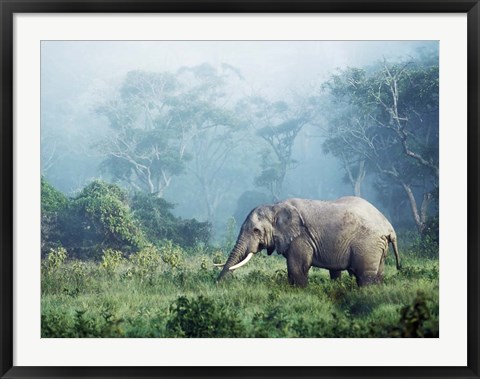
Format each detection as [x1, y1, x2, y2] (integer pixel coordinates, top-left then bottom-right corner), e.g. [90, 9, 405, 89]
[41, 40, 438, 241]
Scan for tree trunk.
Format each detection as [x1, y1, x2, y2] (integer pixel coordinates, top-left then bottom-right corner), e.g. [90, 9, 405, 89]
[344, 157, 366, 197]
[400, 181, 430, 235]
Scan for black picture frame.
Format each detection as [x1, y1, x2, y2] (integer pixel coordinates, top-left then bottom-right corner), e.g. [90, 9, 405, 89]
[1, 1, 479, 378]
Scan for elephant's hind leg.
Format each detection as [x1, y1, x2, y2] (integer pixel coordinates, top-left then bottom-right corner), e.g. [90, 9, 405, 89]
[351, 243, 386, 286]
[375, 254, 386, 283]
[329, 270, 342, 280]
[355, 273, 380, 286]
[355, 259, 385, 286]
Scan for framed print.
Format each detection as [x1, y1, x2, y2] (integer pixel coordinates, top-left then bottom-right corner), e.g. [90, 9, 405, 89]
[1, 1, 479, 378]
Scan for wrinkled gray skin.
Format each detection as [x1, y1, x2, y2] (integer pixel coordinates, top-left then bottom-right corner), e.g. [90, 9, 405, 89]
[218, 197, 400, 287]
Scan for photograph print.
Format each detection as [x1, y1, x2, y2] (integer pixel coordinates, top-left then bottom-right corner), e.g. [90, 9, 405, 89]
[41, 40, 439, 338]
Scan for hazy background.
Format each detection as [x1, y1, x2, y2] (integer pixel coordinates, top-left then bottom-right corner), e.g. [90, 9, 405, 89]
[41, 40, 438, 241]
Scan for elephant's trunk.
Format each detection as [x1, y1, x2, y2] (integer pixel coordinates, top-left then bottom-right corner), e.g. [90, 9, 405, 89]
[217, 236, 250, 281]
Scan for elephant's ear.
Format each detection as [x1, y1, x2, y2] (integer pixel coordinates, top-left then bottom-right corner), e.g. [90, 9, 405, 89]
[273, 203, 305, 255]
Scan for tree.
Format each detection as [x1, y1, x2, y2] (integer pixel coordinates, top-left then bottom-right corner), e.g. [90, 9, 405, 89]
[322, 56, 439, 234]
[173, 64, 244, 222]
[97, 70, 189, 197]
[233, 190, 271, 226]
[237, 95, 317, 201]
[370, 60, 438, 234]
[97, 64, 244, 227]
[321, 69, 373, 197]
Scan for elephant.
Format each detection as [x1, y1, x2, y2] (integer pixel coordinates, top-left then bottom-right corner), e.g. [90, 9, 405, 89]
[216, 196, 400, 287]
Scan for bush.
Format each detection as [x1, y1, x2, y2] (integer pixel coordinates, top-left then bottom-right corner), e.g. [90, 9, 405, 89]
[159, 240, 184, 269]
[251, 305, 290, 337]
[129, 245, 162, 280]
[41, 177, 69, 256]
[57, 180, 146, 259]
[390, 291, 439, 337]
[131, 192, 211, 247]
[166, 296, 243, 337]
[42, 306, 123, 338]
[101, 249, 126, 273]
[40, 179, 211, 259]
[400, 217, 439, 259]
[42, 247, 68, 273]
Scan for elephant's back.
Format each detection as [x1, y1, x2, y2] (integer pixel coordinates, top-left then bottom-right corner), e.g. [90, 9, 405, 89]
[334, 196, 394, 231]
[287, 197, 395, 238]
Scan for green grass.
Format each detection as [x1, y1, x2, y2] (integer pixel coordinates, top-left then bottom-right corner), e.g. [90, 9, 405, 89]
[41, 243, 439, 338]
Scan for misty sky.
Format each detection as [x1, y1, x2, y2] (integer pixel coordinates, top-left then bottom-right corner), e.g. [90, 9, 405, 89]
[41, 40, 436, 108]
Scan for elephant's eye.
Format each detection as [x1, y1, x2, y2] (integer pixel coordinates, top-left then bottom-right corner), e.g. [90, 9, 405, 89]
[253, 228, 262, 236]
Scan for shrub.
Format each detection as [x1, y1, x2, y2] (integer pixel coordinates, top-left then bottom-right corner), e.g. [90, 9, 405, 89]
[398, 263, 439, 281]
[129, 245, 162, 279]
[159, 240, 184, 269]
[390, 291, 439, 337]
[40, 180, 211, 259]
[251, 305, 290, 337]
[64, 180, 145, 258]
[176, 219, 212, 247]
[42, 247, 68, 273]
[166, 296, 243, 337]
[101, 249, 126, 273]
[212, 251, 224, 265]
[131, 192, 211, 247]
[41, 177, 69, 256]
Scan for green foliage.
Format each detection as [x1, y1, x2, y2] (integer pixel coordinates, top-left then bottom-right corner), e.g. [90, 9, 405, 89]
[390, 291, 439, 337]
[48, 179, 147, 259]
[166, 295, 243, 337]
[101, 249, 126, 273]
[131, 192, 211, 247]
[42, 305, 123, 338]
[200, 257, 208, 270]
[42, 247, 68, 273]
[321, 55, 439, 231]
[175, 219, 212, 247]
[41, 176, 69, 214]
[41, 234, 438, 338]
[130, 192, 176, 240]
[72, 180, 146, 254]
[400, 217, 439, 259]
[159, 240, 183, 269]
[129, 245, 162, 279]
[212, 251, 224, 265]
[251, 304, 291, 337]
[417, 217, 439, 258]
[41, 179, 212, 259]
[41, 177, 69, 255]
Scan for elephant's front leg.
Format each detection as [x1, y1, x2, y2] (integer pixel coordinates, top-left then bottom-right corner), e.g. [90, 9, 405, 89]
[286, 238, 313, 287]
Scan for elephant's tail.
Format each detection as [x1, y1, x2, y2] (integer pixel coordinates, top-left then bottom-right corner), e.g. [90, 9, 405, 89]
[389, 234, 401, 270]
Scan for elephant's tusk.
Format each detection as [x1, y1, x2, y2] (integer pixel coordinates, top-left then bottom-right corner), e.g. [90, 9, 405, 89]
[213, 263, 225, 267]
[229, 253, 254, 271]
